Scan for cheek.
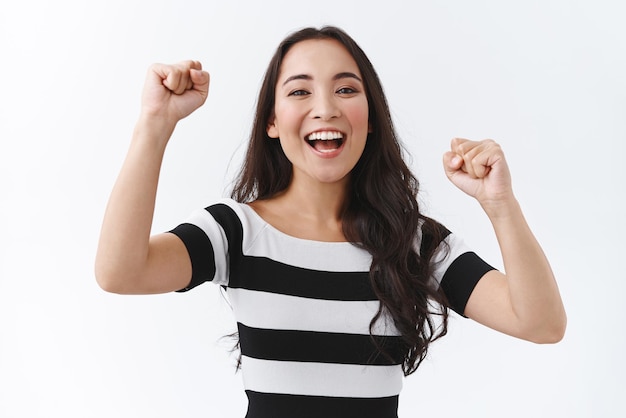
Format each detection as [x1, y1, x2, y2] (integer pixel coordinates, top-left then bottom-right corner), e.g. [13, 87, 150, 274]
[344, 100, 370, 134]
[274, 102, 303, 130]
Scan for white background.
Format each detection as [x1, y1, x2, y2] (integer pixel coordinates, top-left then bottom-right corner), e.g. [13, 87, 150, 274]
[1, 1, 625, 417]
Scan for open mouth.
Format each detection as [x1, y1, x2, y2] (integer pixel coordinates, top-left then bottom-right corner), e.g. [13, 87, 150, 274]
[306, 131, 344, 153]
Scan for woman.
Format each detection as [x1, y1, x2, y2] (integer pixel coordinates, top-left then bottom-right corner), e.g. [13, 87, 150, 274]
[95, 26, 566, 418]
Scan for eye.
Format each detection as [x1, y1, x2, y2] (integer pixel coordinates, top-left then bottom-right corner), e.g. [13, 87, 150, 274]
[337, 87, 358, 95]
[288, 89, 310, 97]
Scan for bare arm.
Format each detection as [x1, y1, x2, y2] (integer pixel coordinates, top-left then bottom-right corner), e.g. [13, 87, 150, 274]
[95, 61, 210, 294]
[443, 138, 566, 343]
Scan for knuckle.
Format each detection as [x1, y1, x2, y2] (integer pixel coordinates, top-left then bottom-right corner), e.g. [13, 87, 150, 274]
[457, 142, 469, 154]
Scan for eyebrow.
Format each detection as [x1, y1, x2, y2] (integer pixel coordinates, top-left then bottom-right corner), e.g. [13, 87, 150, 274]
[281, 72, 363, 86]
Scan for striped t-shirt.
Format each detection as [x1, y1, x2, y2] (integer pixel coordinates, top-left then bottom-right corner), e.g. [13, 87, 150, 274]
[169, 198, 494, 418]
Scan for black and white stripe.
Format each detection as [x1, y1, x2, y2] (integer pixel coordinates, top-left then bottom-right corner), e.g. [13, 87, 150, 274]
[170, 198, 494, 417]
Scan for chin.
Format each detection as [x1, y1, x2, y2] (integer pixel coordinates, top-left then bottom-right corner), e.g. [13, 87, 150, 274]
[315, 171, 351, 185]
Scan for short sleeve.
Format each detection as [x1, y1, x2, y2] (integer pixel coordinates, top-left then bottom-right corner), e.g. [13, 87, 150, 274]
[168, 206, 231, 292]
[431, 233, 496, 316]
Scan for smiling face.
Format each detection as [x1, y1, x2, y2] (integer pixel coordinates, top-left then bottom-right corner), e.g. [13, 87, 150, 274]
[267, 39, 370, 188]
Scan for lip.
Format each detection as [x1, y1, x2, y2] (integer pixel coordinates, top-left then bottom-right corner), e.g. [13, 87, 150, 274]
[304, 128, 346, 159]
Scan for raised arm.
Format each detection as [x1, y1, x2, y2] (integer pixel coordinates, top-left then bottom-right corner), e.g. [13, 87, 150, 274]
[443, 138, 566, 343]
[95, 61, 210, 294]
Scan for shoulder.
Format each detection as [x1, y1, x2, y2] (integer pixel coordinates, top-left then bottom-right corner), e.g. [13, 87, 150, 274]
[174, 198, 264, 252]
[200, 198, 271, 252]
[191, 198, 265, 231]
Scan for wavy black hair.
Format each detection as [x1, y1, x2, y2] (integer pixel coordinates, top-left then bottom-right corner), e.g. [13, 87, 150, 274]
[231, 26, 449, 375]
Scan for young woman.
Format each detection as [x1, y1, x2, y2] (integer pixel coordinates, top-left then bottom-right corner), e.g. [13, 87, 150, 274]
[95, 26, 566, 418]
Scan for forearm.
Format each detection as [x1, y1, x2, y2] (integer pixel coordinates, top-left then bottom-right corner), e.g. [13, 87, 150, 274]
[484, 197, 567, 342]
[95, 116, 175, 289]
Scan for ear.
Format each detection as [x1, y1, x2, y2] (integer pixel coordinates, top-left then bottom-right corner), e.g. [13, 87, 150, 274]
[267, 118, 279, 138]
[368, 122, 373, 133]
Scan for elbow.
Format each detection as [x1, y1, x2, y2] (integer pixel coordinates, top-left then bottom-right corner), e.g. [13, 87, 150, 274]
[94, 260, 131, 294]
[95, 258, 160, 295]
[531, 327, 566, 344]
[95, 251, 119, 293]
[95, 275, 120, 294]
[94, 269, 121, 294]
[528, 313, 567, 344]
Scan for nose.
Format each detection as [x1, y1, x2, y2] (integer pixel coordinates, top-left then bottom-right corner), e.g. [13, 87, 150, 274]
[311, 92, 341, 120]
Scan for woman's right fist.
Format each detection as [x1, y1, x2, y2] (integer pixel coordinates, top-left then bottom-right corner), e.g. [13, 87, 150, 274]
[140, 60, 210, 125]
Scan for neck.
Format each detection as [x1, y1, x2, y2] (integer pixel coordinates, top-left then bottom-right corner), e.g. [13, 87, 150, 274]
[279, 175, 349, 222]
[249, 173, 351, 242]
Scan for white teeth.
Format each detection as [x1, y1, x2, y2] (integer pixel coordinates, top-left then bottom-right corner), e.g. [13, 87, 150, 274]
[307, 131, 343, 141]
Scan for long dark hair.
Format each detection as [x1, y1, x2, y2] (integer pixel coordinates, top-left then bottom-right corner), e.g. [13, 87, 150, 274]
[231, 26, 449, 376]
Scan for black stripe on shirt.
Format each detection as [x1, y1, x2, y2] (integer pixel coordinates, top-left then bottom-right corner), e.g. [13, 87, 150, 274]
[440, 251, 495, 316]
[238, 322, 405, 366]
[245, 390, 399, 418]
[234, 256, 375, 301]
[169, 223, 216, 292]
[205, 203, 244, 258]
